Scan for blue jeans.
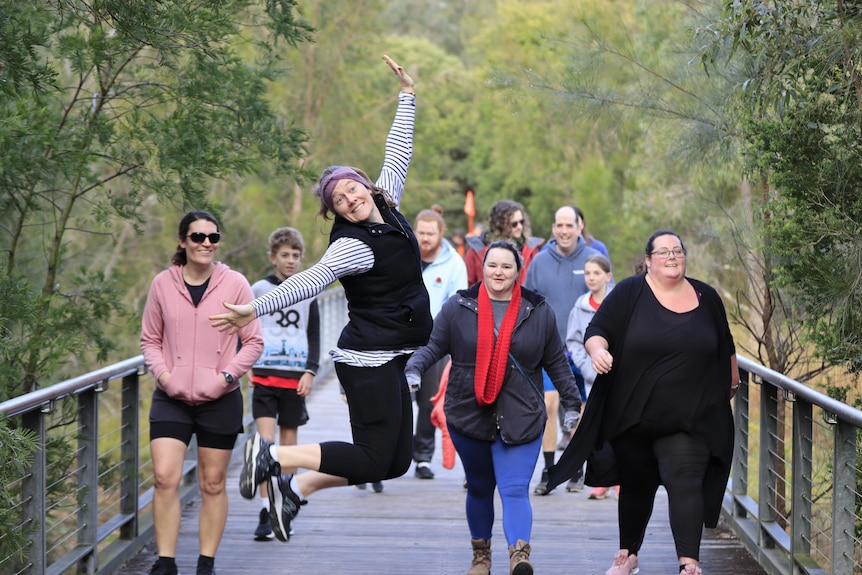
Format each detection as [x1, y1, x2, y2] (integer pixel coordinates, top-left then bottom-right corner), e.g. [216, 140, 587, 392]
[448, 426, 542, 545]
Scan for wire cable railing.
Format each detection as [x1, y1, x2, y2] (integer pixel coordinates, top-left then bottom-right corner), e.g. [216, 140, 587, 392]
[0, 288, 346, 575]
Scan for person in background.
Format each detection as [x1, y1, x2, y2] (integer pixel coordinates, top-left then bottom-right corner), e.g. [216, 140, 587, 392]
[524, 205, 601, 494]
[411, 205, 468, 479]
[565, 253, 616, 500]
[546, 229, 738, 575]
[248, 227, 319, 540]
[464, 200, 544, 286]
[573, 205, 610, 259]
[450, 227, 467, 259]
[406, 241, 581, 575]
[141, 210, 263, 575]
[209, 55, 431, 543]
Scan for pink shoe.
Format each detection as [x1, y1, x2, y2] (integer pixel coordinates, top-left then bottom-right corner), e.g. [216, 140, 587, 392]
[605, 550, 639, 575]
[680, 564, 702, 575]
[588, 487, 610, 500]
[614, 485, 621, 498]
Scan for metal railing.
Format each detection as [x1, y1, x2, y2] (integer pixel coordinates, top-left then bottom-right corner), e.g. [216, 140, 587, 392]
[728, 356, 862, 575]
[0, 287, 347, 575]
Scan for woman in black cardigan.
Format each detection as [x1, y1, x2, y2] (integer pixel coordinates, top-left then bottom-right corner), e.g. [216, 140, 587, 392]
[546, 229, 737, 575]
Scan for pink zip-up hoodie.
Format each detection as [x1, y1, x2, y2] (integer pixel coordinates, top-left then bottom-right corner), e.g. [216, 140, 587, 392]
[141, 262, 263, 405]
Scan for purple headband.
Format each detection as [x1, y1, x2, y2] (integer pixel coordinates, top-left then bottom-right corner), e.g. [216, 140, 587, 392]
[319, 167, 370, 212]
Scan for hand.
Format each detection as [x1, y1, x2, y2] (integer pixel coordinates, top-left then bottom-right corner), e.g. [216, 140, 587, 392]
[562, 410, 580, 433]
[209, 301, 255, 335]
[590, 348, 614, 374]
[382, 54, 414, 95]
[406, 370, 421, 393]
[297, 372, 314, 397]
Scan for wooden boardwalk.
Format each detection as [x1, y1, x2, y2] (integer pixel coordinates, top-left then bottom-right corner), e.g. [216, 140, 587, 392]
[119, 373, 767, 575]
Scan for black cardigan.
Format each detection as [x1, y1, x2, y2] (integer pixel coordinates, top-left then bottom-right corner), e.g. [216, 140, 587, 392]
[546, 273, 734, 528]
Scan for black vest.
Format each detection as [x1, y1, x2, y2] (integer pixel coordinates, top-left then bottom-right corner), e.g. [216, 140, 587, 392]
[329, 195, 432, 350]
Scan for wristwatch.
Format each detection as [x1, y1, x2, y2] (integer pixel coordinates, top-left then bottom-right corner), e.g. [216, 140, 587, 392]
[221, 371, 235, 385]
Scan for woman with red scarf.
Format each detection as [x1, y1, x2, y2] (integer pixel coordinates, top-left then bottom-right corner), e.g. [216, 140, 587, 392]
[405, 240, 582, 575]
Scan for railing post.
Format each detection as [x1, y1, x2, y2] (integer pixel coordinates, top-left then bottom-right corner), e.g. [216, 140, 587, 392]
[120, 372, 140, 540]
[78, 387, 99, 574]
[831, 419, 855, 575]
[732, 369, 749, 517]
[21, 409, 46, 575]
[790, 399, 812, 575]
[758, 382, 778, 547]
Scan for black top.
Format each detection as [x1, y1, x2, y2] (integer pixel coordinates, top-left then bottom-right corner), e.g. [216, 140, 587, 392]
[547, 274, 735, 527]
[605, 286, 719, 438]
[329, 194, 432, 351]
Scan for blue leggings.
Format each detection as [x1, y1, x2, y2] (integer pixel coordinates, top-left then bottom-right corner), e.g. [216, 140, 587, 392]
[448, 426, 542, 545]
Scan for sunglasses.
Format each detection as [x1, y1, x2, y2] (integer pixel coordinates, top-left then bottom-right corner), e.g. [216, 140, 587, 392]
[187, 232, 221, 244]
[510, 219, 525, 229]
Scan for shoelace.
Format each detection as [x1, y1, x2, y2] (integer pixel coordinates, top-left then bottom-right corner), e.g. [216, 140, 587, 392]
[471, 548, 491, 566]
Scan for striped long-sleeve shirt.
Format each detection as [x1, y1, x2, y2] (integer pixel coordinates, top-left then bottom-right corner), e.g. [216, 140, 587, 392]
[250, 92, 416, 367]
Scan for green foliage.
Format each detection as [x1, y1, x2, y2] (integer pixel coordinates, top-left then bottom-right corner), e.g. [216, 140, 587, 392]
[703, 0, 862, 371]
[0, 416, 39, 565]
[0, 0, 310, 394]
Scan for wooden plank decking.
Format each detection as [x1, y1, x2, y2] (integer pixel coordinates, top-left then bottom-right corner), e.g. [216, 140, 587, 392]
[118, 373, 767, 575]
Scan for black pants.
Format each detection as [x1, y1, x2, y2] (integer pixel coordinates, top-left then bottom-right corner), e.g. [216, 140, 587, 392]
[413, 356, 447, 463]
[319, 355, 413, 484]
[611, 425, 711, 559]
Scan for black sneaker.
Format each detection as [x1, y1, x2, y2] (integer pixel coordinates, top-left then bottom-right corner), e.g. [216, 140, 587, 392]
[533, 469, 549, 495]
[414, 463, 435, 479]
[148, 558, 178, 575]
[195, 557, 215, 575]
[371, 481, 384, 493]
[239, 432, 279, 499]
[254, 507, 273, 540]
[267, 473, 306, 542]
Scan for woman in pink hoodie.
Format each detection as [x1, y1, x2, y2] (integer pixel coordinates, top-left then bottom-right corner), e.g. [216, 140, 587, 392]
[140, 210, 263, 575]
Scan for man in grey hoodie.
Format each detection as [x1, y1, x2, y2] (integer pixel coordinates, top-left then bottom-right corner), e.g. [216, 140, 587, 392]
[524, 205, 602, 493]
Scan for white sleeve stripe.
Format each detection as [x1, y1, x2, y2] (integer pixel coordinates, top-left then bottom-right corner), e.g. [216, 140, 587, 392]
[252, 263, 337, 317]
[378, 94, 414, 207]
[320, 238, 374, 277]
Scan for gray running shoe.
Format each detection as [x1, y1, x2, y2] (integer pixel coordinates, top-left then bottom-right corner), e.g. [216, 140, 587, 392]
[239, 432, 279, 499]
[268, 473, 306, 542]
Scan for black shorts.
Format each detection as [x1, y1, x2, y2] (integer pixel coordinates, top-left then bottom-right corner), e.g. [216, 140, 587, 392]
[252, 384, 309, 428]
[149, 387, 243, 449]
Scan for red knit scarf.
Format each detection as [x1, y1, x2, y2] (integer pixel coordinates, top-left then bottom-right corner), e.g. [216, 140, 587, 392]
[474, 282, 522, 406]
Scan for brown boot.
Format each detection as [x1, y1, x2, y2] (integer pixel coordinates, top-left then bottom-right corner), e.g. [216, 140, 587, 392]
[508, 539, 532, 575]
[466, 538, 491, 575]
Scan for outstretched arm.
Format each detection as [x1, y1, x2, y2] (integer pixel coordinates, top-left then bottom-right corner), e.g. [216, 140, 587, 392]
[377, 55, 415, 208]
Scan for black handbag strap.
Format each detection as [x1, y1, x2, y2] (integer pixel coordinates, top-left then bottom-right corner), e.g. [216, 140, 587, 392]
[508, 352, 544, 400]
[491, 323, 544, 400]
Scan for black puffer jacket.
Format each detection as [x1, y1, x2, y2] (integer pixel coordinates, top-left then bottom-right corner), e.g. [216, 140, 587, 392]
[405, 282, 581, 445]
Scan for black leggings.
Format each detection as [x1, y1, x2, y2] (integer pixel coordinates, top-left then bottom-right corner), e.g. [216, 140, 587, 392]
[611, 426, 711, 559]
[318, 355, 413, 484]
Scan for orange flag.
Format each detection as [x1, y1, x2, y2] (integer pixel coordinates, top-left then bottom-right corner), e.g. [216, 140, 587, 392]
[464, 190, 475, 232]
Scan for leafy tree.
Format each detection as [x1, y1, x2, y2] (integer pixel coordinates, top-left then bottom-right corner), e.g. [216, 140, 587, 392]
[702, 0, 862, 374]
[0, 0, 311, 397]
[0, 415, 38, 567]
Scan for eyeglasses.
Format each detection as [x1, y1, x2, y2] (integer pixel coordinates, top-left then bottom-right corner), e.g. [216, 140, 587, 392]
[510, 219, 525, 229]
[187, 232, 221, 244]
[650, 248, 685, 259]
